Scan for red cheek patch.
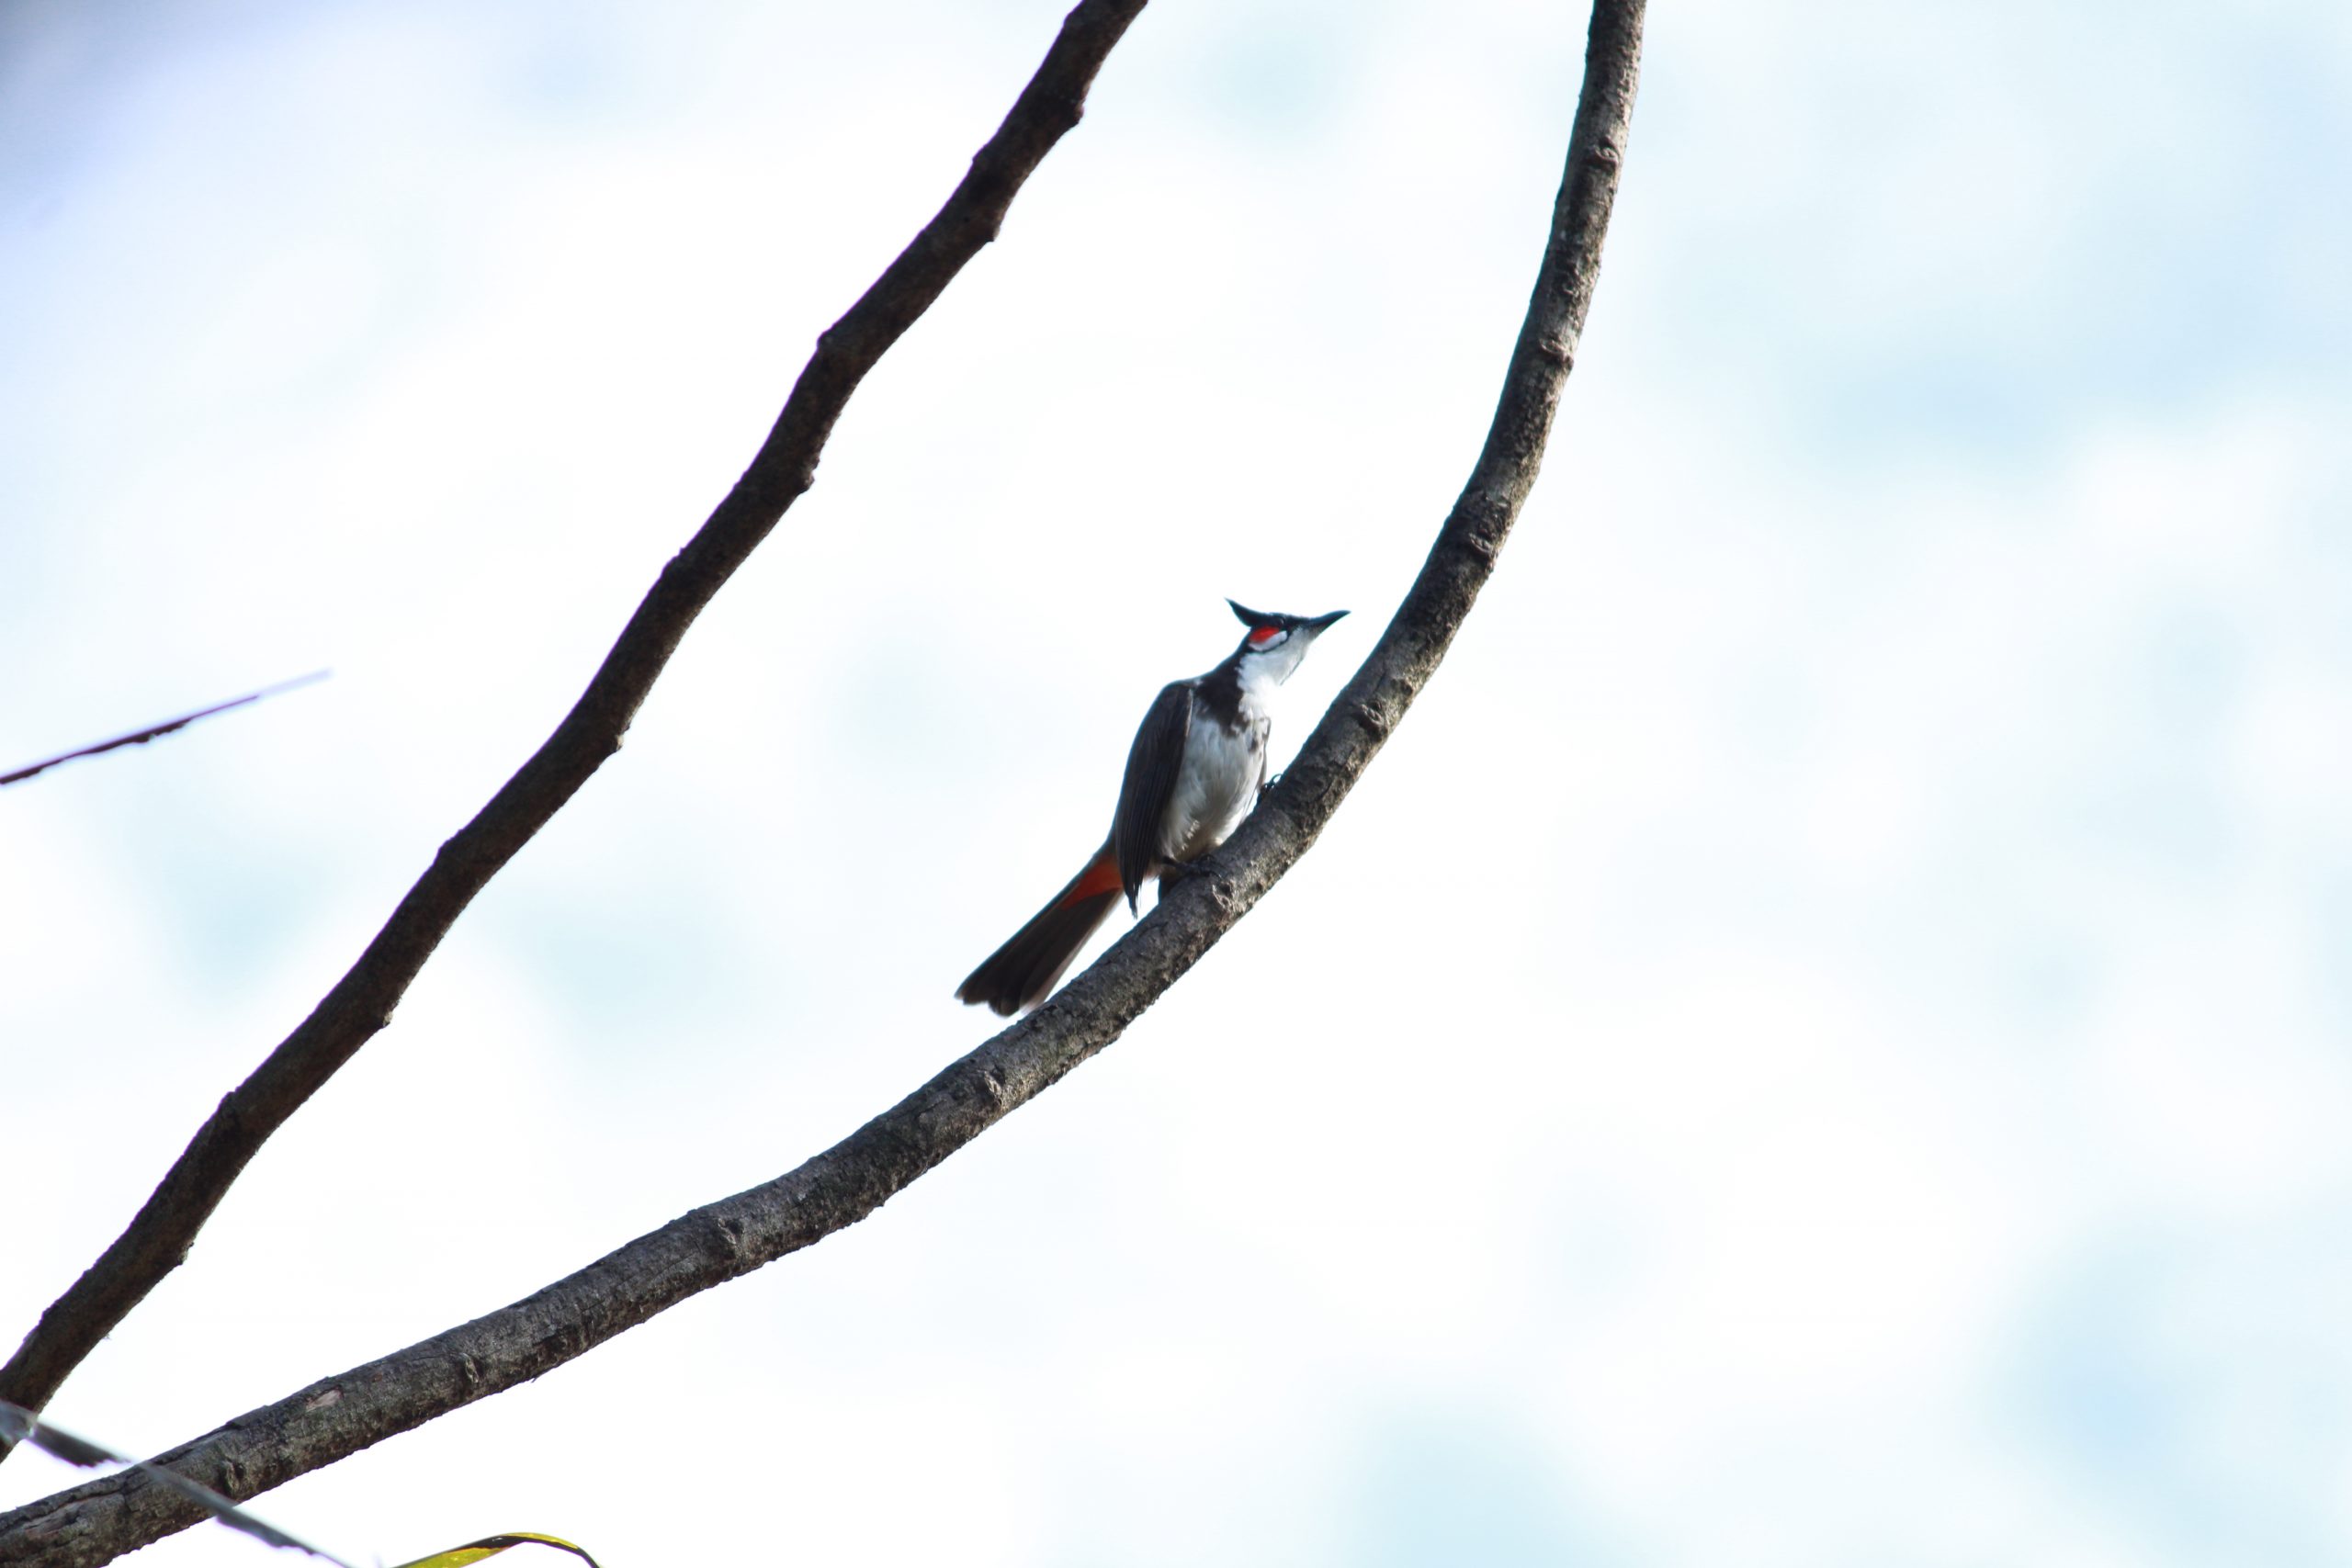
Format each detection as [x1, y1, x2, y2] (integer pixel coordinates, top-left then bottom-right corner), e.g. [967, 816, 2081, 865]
[1249, 626, 1283, 646]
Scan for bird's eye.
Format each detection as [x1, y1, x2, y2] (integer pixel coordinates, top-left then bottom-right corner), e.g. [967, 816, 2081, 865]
[1249, 626, 1284, 647]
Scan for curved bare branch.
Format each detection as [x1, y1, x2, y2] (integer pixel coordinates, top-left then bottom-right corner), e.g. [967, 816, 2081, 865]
[0, 1, 1643, 1561]
[0, 0, 1148, 1457]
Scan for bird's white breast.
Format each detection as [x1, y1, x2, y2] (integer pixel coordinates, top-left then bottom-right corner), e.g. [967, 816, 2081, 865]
[1164, 712, 1269, 863]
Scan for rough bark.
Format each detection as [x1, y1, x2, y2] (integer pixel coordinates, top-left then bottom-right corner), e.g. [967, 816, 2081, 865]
[0, 0, 1148, 1461]
[0, 1, 1643, 1561]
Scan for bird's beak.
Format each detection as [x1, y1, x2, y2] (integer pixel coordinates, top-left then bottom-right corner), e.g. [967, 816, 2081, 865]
[1304, 609, 1349, 634]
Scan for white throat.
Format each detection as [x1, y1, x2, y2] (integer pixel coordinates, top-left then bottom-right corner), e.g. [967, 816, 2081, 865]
[1238, 637, 1312, 700]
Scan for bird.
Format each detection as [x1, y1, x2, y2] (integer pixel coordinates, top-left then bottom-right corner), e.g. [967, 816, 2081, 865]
[956, 599, 1349, 1016]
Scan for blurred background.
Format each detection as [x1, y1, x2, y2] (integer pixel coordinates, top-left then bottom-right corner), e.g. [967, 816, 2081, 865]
[4, 0, 2349, 1562]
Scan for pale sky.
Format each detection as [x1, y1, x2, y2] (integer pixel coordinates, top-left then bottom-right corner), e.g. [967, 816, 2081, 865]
[5, 0, 2350, 1564]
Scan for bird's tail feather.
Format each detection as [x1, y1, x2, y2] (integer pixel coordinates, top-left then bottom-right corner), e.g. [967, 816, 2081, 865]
[956, 844, 1124, 1016]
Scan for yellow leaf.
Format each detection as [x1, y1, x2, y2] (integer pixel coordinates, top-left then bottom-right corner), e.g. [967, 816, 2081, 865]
[390, 1530, 603, 1568]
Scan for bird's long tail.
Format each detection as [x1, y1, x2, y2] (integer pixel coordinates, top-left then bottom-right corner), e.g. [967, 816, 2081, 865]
[956, 841, 1124, 1016]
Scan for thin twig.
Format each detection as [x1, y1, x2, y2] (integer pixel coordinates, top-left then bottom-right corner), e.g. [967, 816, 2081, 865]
[0, 4, 1644, 1562]
[0, 0, 1148, 1461]
[0, 672, 329, 790]
[0, 1402, 349, 1566]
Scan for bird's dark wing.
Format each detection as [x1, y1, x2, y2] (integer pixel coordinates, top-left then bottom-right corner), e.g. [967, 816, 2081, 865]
[1113, 681, 1194, 910]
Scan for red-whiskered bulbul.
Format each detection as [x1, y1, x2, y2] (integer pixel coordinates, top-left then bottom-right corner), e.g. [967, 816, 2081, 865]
[956, 599, 1349, 1016]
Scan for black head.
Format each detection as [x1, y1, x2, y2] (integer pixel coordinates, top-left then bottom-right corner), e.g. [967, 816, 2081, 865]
[1227, 600, 1348, 637]
[1225, 600, 1349, 669]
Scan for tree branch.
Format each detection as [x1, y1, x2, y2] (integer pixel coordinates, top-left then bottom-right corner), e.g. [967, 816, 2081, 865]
[0, 0, 1148, 1460]
[0, 673, 332, 791]
[0, 2, 1643, 1561]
